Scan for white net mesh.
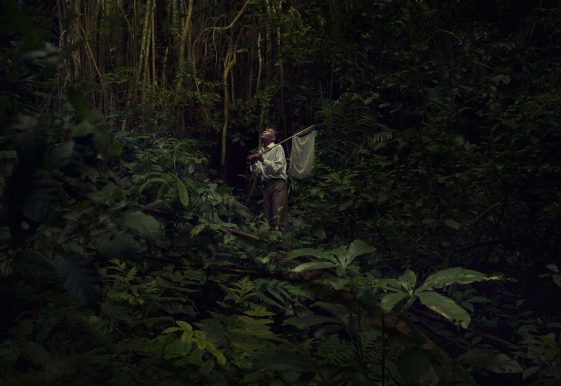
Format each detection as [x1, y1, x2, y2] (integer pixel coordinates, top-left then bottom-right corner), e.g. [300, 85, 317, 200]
[289, 130, 316, 179]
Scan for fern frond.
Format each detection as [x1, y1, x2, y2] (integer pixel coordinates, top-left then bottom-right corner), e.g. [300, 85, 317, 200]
[253, 279, 309, 311]
[370, 131, 393, 144]
[222, 276, 256, 304]
[316, 335, 355, 367]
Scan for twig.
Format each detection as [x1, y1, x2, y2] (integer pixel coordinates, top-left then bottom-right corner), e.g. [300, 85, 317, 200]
[207, 0, 252, 32]
[223, 227, 265, 242]
[480, 194, 508, 266]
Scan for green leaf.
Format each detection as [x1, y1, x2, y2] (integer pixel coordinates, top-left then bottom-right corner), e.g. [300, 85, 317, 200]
[244, 307, 276, 317]
[176, 177, 189, 207]
[327, 276, 350, 290]
[54, 253, 101, 311]
[286, 248, 330, 260]
[339, 200, 353, 211]
[162, 327, 183, 334]
[176, 321, 193, 331]
[98, 131, 123, 159]
[71, 111, 105, 138]
[373, 278, 402, 292]
[417, 291, 471, 328]
[459, 349, 523, 374]
[181, 330, 194, 342]
[420, 267, 500, 291]
[87, 183, 122, 205]
[47, 141, 82, 169]
[312, 302, 348, 319]
[207, 346, 226, 366]
[71, 119, 96, 138]
[292, 261, 337, 272]
[122, 211, 163, 241]
[345, 239, 375, 262]
[523, 366, 541, 380]
[238, 315, 273, 325]
[381, 292, 407, 313]
[444, 218, 460, 230]
[399, 269, 417, 289]
[67, 87, 89, 121]
[199, 359, 215, 375]
[96, 233, 142, 262]
[191, 223, 206, 236]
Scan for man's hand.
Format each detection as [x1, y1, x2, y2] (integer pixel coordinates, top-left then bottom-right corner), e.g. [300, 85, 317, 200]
[247, 151, 263, 164]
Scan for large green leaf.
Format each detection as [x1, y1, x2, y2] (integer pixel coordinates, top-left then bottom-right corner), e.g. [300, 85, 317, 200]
[71, 119, 96, 138]
[48, 140, 93, 172]
[398, 269, 417, 290]
[444, 218, 461, 230]
[67, 87, 89, 121]
[286, 248, 331, 260]
[381, 292, 407, 313]
[87, 183, 122, 205]
[459, 348, 523, 374]
[373, 278, 403, 292]
[417, 291, 471, 328]
[122, 211, 163, 241]
[97, 130, 123, 159]
[420, 267, 499, 291]
[54, 253, 101, 311]
[69, 110, 121, 159]
[47, 141, 81, 169]
[345, 239, 375, 262]
[176, 177, 189, 207]
[71, 111, 105, 138]
[96, 233, 143, 262]
[292, 261, 337, 272]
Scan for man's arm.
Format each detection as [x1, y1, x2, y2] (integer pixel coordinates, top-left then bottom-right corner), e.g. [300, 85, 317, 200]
[261, 146, 286, 175]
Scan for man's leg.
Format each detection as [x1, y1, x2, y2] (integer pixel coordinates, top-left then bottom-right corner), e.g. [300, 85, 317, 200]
[263, 184, 273, 222]
[271, 180, 288, 230]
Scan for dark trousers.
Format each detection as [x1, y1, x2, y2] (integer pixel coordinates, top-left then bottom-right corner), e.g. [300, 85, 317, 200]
[263, 179, 288, 230]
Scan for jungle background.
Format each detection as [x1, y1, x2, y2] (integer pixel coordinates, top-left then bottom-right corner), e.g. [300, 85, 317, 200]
[1, 0, 561, 385]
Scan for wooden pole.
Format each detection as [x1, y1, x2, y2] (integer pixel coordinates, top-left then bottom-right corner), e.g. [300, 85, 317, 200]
[262, 124, 316, 153]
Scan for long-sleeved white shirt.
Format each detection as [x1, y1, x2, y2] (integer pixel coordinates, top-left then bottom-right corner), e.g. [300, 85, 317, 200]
[250, 142, 287, 181]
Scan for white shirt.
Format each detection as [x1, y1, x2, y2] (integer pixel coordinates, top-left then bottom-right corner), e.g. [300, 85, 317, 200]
[250, 142, 287, 181]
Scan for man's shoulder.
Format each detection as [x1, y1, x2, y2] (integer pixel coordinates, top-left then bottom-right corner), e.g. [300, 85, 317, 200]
[272, 144, 285, 155]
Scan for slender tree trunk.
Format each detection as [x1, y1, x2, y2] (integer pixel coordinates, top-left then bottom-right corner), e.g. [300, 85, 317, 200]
[151, 0, 156, 87]
[275, 0, 286, 137]
[176, 0, 194, 91]
[221, 45, 237, 172]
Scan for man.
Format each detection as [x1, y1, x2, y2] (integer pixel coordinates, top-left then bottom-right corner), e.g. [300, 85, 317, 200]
[248, 128, 288, 230]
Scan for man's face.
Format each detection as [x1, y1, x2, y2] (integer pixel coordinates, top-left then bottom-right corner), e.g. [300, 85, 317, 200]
[261, 128, 276, 143]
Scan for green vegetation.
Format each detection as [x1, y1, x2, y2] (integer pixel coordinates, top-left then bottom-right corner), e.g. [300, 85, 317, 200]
[1, 0, 560, 385]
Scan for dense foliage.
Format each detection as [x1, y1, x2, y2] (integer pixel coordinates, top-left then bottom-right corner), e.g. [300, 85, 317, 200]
[1, 0, 561, 385]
